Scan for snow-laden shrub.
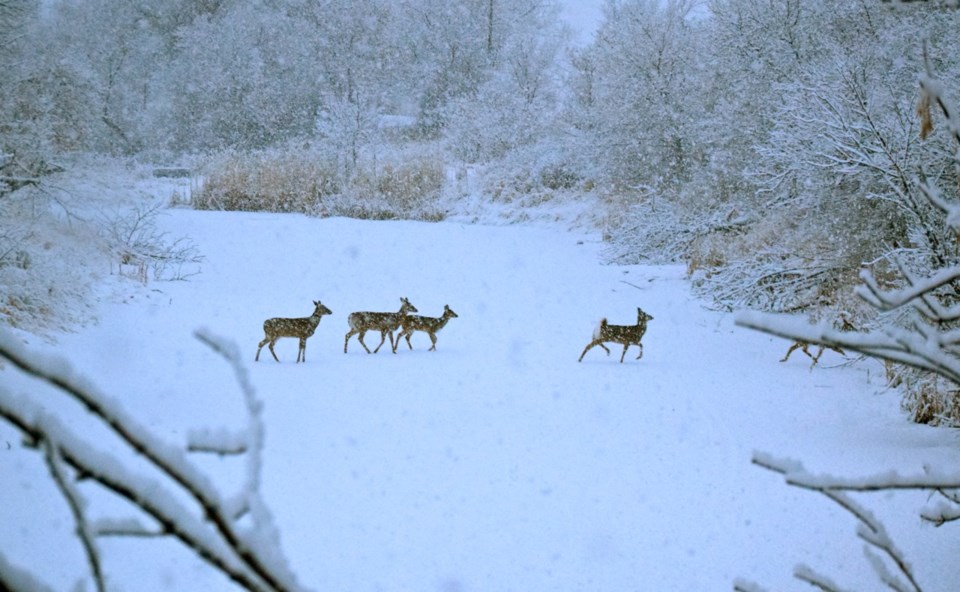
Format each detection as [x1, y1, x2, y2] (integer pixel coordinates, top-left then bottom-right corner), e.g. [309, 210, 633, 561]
[97, 202, 204, 282]
[343, 156, 446, 221]
[894, 367, 960, 426]
[0, 186, 100, 334]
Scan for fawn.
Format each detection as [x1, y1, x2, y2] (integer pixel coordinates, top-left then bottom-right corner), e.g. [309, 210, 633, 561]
[256, 300, 333, 363]
[394, 305, 458, 352]
[779, 341, 845, 366]
[344, 297, 418, 354]
[578, 307, 654, 363]
[779, 313, 855, 367]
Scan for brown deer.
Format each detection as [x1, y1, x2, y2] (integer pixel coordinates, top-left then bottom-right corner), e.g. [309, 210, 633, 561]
[779, 341, 846, 366]
[344, 297, 418, 354]
[779, 313, 855, 367]
[578, 308, 654, 363]
[394, 305, 458, 352]
[256, 300, 333, 363]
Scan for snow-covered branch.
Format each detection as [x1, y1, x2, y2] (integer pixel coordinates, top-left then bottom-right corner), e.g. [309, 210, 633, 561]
[753, 453, 928, 592]
[0, 328, 304, 591]
[41, 437, 106, 592]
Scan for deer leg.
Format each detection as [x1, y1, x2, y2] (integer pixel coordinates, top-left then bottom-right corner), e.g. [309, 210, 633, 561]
[635, 342, 643, 359]
[403, 331, 414, 350]
[373, 331, 389, 353]
[393, 330, 411, 353]
[578, 340, 601, 362]
[780, 341, 803, 362]
[297, 338, 307, 363]
[619, 344, 629, 363]
[357, 331, 373, 354]
[428, 333, 438, 351]
[268, 339, 280, 362]
[255, 337, 270, 361]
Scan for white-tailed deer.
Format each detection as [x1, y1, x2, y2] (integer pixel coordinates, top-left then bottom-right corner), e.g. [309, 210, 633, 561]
[394, 305, 458, 352]
[256, 300, 333, 363]
[779, 341, 846, 366]
[779, 313, 855, 367]
[578, 308, 654, 363]
[344, 297, 418, 354]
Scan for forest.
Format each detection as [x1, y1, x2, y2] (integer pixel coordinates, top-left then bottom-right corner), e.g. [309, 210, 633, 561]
[4, 1, 960, 412]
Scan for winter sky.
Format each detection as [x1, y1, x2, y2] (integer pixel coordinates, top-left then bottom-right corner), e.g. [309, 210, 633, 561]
[560, 0, 604, 44]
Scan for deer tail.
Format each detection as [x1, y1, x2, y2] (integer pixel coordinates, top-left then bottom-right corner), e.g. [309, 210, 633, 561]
[594, 318, 608, 339]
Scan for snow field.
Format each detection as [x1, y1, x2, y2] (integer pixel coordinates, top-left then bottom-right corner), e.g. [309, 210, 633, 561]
[3, 210, 960, 590]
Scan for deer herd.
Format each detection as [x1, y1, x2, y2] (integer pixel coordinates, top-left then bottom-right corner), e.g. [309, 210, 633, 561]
[255, 297, 661, 364]
[254, 298, 852, 368]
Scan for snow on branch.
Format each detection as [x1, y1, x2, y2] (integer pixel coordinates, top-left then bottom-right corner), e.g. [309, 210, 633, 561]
[0, 389, 264, 591]
[0, 328, 305, 591]
[752, 453, 928, 592]
[41, 437, 106, 592]
[0, 552, 56, 592]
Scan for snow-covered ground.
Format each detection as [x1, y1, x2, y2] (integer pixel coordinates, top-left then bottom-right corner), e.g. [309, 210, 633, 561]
[3, 199, 960, 590]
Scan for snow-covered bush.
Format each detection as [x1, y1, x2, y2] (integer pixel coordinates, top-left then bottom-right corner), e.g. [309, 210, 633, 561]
[0, 158, 205, 335]
[97, 202, 204, 282]
[736, 45, 960, 590]
[740, 40, 960, 425]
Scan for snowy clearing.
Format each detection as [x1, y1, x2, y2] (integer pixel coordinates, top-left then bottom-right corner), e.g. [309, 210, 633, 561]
[2, 209, 960, 590]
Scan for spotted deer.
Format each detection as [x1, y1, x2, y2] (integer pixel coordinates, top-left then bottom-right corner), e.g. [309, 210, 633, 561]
[578, 308, 654, 363]
[344, 297, 418, 354]
[394, 305, 458, 352]
[256, 300, 333, 363]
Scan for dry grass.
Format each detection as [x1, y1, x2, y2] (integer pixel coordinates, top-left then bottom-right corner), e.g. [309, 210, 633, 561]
[894, 367, 960, 427]
[194, 148, 446, 221]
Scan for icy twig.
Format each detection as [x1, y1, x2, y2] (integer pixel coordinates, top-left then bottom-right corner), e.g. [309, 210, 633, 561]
[0, 552, 56, 592]
[753, 453, 924, 592]
[0, 391, 268, 592]
[194, 328, 294, 583]
[41, 437, 105, 592]
[793, 564, 854, 592]
[0, 329, 301, 591]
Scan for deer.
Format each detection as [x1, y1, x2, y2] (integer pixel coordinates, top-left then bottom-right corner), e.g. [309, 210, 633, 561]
[344, 297, 418, 354]
[256, 300, 333, 363]
[578, 307, 654, 363]
[779, 312, 856, 368]
[393, 305, 458, 352]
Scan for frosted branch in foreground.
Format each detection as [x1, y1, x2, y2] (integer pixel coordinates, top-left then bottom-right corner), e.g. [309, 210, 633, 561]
[42, 437, 106, 592]
[0, 327, 306, 591]
[752, 453, 930, 592]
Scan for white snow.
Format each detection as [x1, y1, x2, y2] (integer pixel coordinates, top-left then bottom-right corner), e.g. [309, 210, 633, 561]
[2, 206, 960, 590]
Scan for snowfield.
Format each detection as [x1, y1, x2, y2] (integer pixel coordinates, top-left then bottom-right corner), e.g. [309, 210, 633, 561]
[3, 206, 960, 591]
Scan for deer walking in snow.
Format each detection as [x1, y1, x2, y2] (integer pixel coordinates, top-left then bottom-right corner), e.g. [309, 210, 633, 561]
[394, 305, 458, 352]
[344, 297, 418, 354]
[779, 313, 855, 368]
[256, 300, 333, 363]
[578, 308, 654, 363]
